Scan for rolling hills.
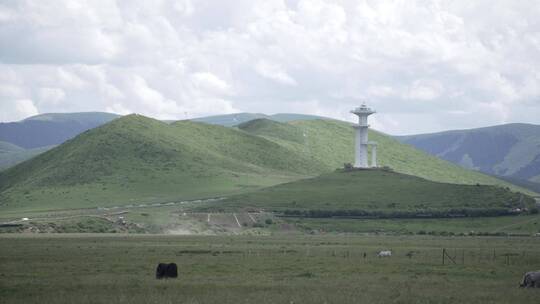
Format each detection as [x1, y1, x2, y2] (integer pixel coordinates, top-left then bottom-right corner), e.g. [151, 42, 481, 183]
[0, 115, 533, 213]
[0, 115, 318, 212]
[0, 112, 327, 170]
[215, 169, 534, 216]
[397, 123, 540, 186]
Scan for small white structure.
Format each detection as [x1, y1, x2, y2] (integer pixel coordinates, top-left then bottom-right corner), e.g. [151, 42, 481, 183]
[351, 104, 377, 168]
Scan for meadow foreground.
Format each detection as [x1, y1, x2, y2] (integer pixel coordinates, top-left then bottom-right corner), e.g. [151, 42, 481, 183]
[1, 234, 539, 304]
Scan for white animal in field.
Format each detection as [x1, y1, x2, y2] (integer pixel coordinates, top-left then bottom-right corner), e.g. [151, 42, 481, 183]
[377, 250, 392, 257]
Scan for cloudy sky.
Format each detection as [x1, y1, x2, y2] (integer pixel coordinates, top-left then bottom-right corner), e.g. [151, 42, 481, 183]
[0, 0, 539, 135]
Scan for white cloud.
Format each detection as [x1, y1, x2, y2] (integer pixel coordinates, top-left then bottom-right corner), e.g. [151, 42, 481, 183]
[405, 80, 444, 101]
[191, 72, 231, 95]
[0, 99, 38, 122]
[38, 88, 66, 106]
[0, 0, 539, 135]
[255, 61, 297, 86]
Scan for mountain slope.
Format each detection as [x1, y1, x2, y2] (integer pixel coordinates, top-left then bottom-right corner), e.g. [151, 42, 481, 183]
[0, 115, 532, 213]
[239, 119, 533, 189]
[0, 112, 327, 170]
[397, 123, 540, 185]
[216, 169, 534, 215]
[0, 115, 320, 212]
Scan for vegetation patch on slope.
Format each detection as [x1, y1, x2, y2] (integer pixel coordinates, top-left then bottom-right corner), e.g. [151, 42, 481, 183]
[215, 169, 535, 218]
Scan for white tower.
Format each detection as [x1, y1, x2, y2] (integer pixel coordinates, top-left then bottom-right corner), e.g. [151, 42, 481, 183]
[351, 104, 377, 168]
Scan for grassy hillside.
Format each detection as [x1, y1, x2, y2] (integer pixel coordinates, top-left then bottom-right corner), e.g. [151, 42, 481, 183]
[240, 119, 534, 189]
[0, 112, 327, 170]
[397, 123, 540, 184]
[216, 169, 534, 216]
[0, 115, 532, 213]
[0, 115, 319, 212]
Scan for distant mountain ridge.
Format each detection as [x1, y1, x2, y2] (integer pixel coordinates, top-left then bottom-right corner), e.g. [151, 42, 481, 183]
[397, 123, 540, 186]
[0, 112, 120, 149]
[0, 112, 120, 170]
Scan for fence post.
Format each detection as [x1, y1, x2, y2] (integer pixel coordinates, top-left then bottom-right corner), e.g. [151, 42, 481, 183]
[442, 248, 446, 265]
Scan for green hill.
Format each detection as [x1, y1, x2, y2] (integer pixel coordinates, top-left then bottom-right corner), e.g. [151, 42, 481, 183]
[0, 115, 532, 213]
[0, 112, 327, 170]
[239, 119, 535, 189]
[0, 115, 320, 212]
[216, 169, 534, 217]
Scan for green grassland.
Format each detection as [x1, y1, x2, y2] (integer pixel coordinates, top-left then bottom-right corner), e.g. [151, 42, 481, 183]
[217, 169, 534, 215]
[1, 234, 540, 304]
[0, 115, 533, 214]
[287, 214, 540, 235]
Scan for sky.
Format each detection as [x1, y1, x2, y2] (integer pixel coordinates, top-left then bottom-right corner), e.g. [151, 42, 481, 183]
[0, 0, 539, 135]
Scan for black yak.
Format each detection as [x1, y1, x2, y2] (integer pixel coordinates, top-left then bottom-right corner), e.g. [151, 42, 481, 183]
[156, 263, 178, 279]
[520, 271, 540, 288]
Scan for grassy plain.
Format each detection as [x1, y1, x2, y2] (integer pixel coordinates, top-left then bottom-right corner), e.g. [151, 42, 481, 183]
[1, 234, 540, 304]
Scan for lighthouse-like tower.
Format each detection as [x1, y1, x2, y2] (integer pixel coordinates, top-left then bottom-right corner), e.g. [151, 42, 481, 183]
[351, 104, 377, 168]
